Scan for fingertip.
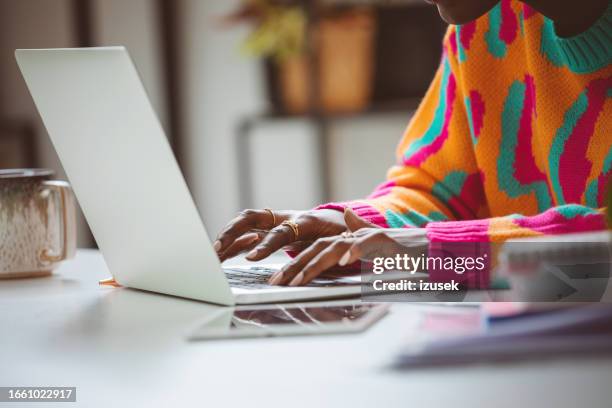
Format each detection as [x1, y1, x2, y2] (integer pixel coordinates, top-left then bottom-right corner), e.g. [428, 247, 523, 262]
[347, 243, 362, 264]
[213, 240, 222, 252]
[288, 271, 304, 286]
[268, 271, 283, 285]
[239, 232, 260, 246]
[338, 250, 351, 266]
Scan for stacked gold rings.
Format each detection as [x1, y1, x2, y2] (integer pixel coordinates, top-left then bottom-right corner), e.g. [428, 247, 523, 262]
[281, 220, 300, 239]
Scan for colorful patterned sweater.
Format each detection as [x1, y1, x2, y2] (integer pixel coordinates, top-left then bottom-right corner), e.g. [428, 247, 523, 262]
[320, 0, 612, 246]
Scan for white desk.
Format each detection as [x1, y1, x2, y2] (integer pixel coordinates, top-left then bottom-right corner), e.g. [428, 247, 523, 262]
[2, 249, 612, 408]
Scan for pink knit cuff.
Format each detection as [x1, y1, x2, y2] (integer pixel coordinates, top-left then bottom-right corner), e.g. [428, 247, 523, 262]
[425, 219, 490, 242]
[425, 220, 491, 289]
[316, 201, 389, 227]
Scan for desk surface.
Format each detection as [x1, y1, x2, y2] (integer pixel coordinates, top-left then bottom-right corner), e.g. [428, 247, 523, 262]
[2, 250, 612, 408]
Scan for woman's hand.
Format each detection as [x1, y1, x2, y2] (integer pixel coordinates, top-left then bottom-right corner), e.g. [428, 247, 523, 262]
[214, 208, 348, 262]
[268, 209, 428, 286]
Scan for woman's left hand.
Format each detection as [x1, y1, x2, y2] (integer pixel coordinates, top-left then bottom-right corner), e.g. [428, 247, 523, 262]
[268, 208, 429, 286]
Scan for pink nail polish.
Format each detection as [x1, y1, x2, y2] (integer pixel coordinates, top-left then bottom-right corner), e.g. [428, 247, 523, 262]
[246, 249, 258, 259]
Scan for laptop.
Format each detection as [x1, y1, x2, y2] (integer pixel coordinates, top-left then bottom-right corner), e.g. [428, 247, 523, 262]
[16, 47, 423, 305]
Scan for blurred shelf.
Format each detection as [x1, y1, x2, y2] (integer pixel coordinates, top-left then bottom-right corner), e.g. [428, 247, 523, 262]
[237, 0, 440, 207]
[249, 98, 421, 122]
[321, 0, 428, 7]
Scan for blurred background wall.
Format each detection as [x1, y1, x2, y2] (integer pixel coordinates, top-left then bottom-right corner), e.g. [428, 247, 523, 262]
[0, 0, 444, 247]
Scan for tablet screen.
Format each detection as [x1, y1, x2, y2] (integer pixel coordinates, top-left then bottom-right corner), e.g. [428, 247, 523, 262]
[189, 301, 388, 340]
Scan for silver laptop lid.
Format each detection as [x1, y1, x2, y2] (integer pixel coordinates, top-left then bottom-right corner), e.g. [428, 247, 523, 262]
[16, 47, 234, 305]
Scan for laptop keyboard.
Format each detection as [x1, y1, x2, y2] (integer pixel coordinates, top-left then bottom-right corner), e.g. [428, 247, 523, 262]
[224, 266, 275, 289]
[223, 266, 358, 289]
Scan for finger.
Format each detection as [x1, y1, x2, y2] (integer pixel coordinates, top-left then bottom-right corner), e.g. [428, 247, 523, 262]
[283, 240, 314, 254]
[214, 209, 274, 253]
[344, 208, 380, 232]
[289, 239, 354, 286]
[269, 238, 334, 285]
[218, 232, 263, 262]
[246, 223, 297, 261]
[342, 232, 393, 265]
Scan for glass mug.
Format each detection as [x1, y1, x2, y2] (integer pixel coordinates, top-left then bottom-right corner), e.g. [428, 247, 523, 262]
[0, 169, 76, 278]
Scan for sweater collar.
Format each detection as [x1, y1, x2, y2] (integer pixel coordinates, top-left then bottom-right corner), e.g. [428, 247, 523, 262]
[550, 1, 612, 73]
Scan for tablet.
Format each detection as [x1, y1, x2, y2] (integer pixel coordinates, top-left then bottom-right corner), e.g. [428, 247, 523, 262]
[188, 300, 389, 341]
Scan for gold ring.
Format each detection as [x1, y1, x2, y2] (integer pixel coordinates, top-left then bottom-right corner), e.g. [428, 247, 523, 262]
[263, 208, 276, 227]
[280, 220, 299, 239]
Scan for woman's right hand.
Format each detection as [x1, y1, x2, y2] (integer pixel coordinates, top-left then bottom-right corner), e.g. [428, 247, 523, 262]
[214, 209, 349, 262]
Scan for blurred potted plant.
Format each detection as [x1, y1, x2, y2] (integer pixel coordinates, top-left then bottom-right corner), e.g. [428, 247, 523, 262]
[222, 0, 376, 114]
